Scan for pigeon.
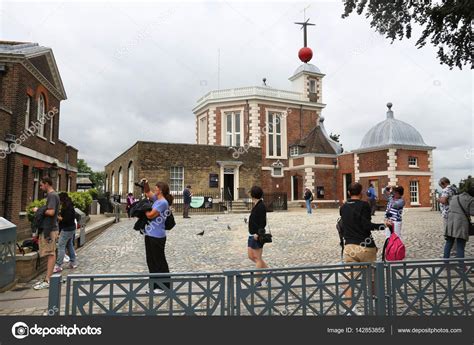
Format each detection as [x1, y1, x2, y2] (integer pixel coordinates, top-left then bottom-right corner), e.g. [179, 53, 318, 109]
[214, 216, 219, 222]
[243, 217, 248, 224]
[227, 225, 231, 230]
[196, 230, 205, 236]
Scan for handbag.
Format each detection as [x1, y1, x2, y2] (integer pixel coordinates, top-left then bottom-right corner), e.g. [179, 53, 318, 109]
[165, 210, 176, 230]
[456, 197, 474, 236]
[257, 214, 273, 244]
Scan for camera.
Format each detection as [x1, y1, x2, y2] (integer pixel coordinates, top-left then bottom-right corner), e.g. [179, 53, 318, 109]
[134, 180, 146, 190]
[14, 325, 29, 337]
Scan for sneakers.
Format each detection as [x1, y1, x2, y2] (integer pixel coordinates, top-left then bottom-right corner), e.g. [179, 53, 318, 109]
[145, 288, 165, 295]
[33, 280, 50, 290]
[68, 262, 78, 269]
[345, 306, 362, 316]
[63, 254, 70, 263]
[53, 265, 63, 273]
[255, 279, 269, 288]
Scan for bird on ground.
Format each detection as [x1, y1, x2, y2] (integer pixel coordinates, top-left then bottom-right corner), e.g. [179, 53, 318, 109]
[214, 216, 219, 222]
[196, 230, 205, 236]
[243, 217, 248, 224]
[227, 225, 231, 230]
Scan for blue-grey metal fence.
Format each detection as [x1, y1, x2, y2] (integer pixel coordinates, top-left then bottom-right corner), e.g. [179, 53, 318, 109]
[49, 258, 474, 316]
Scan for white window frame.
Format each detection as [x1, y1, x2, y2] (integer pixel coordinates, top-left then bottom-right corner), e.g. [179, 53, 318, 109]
[221, 108, 244, 147]
[265, 109, 287, 159]
[290, 146, 299, 157]
[198, 114, 208, 144]
[33, 169, 40, 200]
[410, 180, 419, 205]
[309, 79, 316, 93]
[127, 162, 134, 194]
[37, 94, 46, 138]
[408, 156, 418, 168]
[111, 171, 115, 193]
[49, 114, 55, 143]
[170, 166, 184, 193]
[25, 96, 31, 130]
[118, 167, 123, 195]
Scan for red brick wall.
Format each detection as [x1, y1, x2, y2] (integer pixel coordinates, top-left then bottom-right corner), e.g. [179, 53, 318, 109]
[396, 149, 430, 171]
[313, 168, 338, 201]
[396, 175, 431, 207]
[358, 150, 388, 172]
[336, 153, 355, 204]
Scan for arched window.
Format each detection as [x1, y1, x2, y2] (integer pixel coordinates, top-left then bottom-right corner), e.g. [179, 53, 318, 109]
[111, 171, 115, 193]
[105, 174, 109, 192]
[37, 94, 46, 137]
[127, 161, 134, 194]
[118, 167, 123, 195]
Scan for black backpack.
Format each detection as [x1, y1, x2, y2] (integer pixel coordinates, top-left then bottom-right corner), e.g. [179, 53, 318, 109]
[165, 210, 176, 230]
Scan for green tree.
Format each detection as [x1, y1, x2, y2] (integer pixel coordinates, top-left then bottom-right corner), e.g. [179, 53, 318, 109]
[77, 158, 93, 174]
[342, 0, 473, 69]
[458, 175, 473, 193]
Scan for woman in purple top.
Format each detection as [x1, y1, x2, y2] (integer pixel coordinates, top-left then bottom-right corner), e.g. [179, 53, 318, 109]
[144, 181, 174, 294]
[126, 193, 134, 218]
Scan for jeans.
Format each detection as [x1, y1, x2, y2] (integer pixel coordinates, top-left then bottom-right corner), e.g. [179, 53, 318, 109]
[443, 236, 466, 259]
[305, 199, 312, 214]
[56, 228, 76, 266]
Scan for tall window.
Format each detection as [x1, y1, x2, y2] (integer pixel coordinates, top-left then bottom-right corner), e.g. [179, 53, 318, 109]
[224, 111, 241, 146]
[37, 94, 46, 137]
[25, 96, 31, 130]
[118, 167, 123, 195]
[170, 166, 184, 192]
[410, 181, 419, 204]
[105, 174, 109, 192]
[21, 166, 29, 210]
[309, 80, 316, 93]
[67, 175, 71, 192]
[267, 111, 282, 157]
[50, 116, 55, 142]
[111, 171, 115, 193]
[127, 161, 134, 194]
[198, 116, 208, 144]
[33, 169, 40, 200]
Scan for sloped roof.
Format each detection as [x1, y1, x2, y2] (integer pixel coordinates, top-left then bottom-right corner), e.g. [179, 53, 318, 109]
[293, 117, 342, 155]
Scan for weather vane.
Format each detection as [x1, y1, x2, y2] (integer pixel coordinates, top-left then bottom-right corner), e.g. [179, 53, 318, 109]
[294, 18, 315, 63]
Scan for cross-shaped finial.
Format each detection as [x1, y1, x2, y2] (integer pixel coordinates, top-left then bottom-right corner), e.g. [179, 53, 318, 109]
[294, 18, 315, 47]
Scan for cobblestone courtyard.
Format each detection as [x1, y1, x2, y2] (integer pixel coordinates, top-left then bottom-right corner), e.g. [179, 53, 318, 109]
[73, 208, 473, 274]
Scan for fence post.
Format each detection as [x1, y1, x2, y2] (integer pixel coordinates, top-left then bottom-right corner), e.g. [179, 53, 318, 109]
[224, 270, 235, 316]
[374, 262, 386, 316]
[48, 274, 62, 316]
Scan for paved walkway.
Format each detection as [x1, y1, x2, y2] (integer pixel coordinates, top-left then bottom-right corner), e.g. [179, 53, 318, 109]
[0, 208, 472, 315]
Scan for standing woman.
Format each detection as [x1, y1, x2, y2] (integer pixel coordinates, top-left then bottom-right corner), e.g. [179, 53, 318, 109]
[384, 186, 405, 239]
[144, 181, 174, 294]
[444, 186, 474, 259]
[247, 186, 269, 286]
[54, 192, 77, 273]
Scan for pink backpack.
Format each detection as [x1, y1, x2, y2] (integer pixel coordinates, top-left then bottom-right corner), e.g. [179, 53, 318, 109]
[382, 226, 406, 261]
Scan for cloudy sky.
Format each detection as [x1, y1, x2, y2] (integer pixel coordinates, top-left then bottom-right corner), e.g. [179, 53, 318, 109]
[2, 0, 472, 185]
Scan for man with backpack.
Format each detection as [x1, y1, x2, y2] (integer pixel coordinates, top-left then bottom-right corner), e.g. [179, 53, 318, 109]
[304, 187, 313, 214]
[339, 182, 386, 315]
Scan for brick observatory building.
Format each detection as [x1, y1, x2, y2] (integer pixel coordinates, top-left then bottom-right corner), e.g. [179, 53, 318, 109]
[0, 41, 78, 240]
[106, 22, 435, 209]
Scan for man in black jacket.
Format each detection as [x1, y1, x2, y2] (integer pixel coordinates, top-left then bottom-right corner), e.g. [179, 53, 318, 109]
[339, 182, 387, 315]
[183, 185, 192, 218]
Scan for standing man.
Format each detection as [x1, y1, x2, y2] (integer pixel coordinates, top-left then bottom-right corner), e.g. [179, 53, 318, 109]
[33, 177, 60, 290]
[304, 188, 313, 214]
[367, 183, 377, 216]
[183, 185, 192, 219]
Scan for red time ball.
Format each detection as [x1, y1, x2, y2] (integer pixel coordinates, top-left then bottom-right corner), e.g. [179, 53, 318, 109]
[298, 47, 313, 63]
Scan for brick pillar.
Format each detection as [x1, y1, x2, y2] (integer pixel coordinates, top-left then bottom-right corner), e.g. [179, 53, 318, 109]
[248, 101, 260, 147]
[387, 148, 398, 185]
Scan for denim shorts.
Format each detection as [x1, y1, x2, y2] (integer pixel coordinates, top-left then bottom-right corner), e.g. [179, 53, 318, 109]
[248, 235, 263, 249]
